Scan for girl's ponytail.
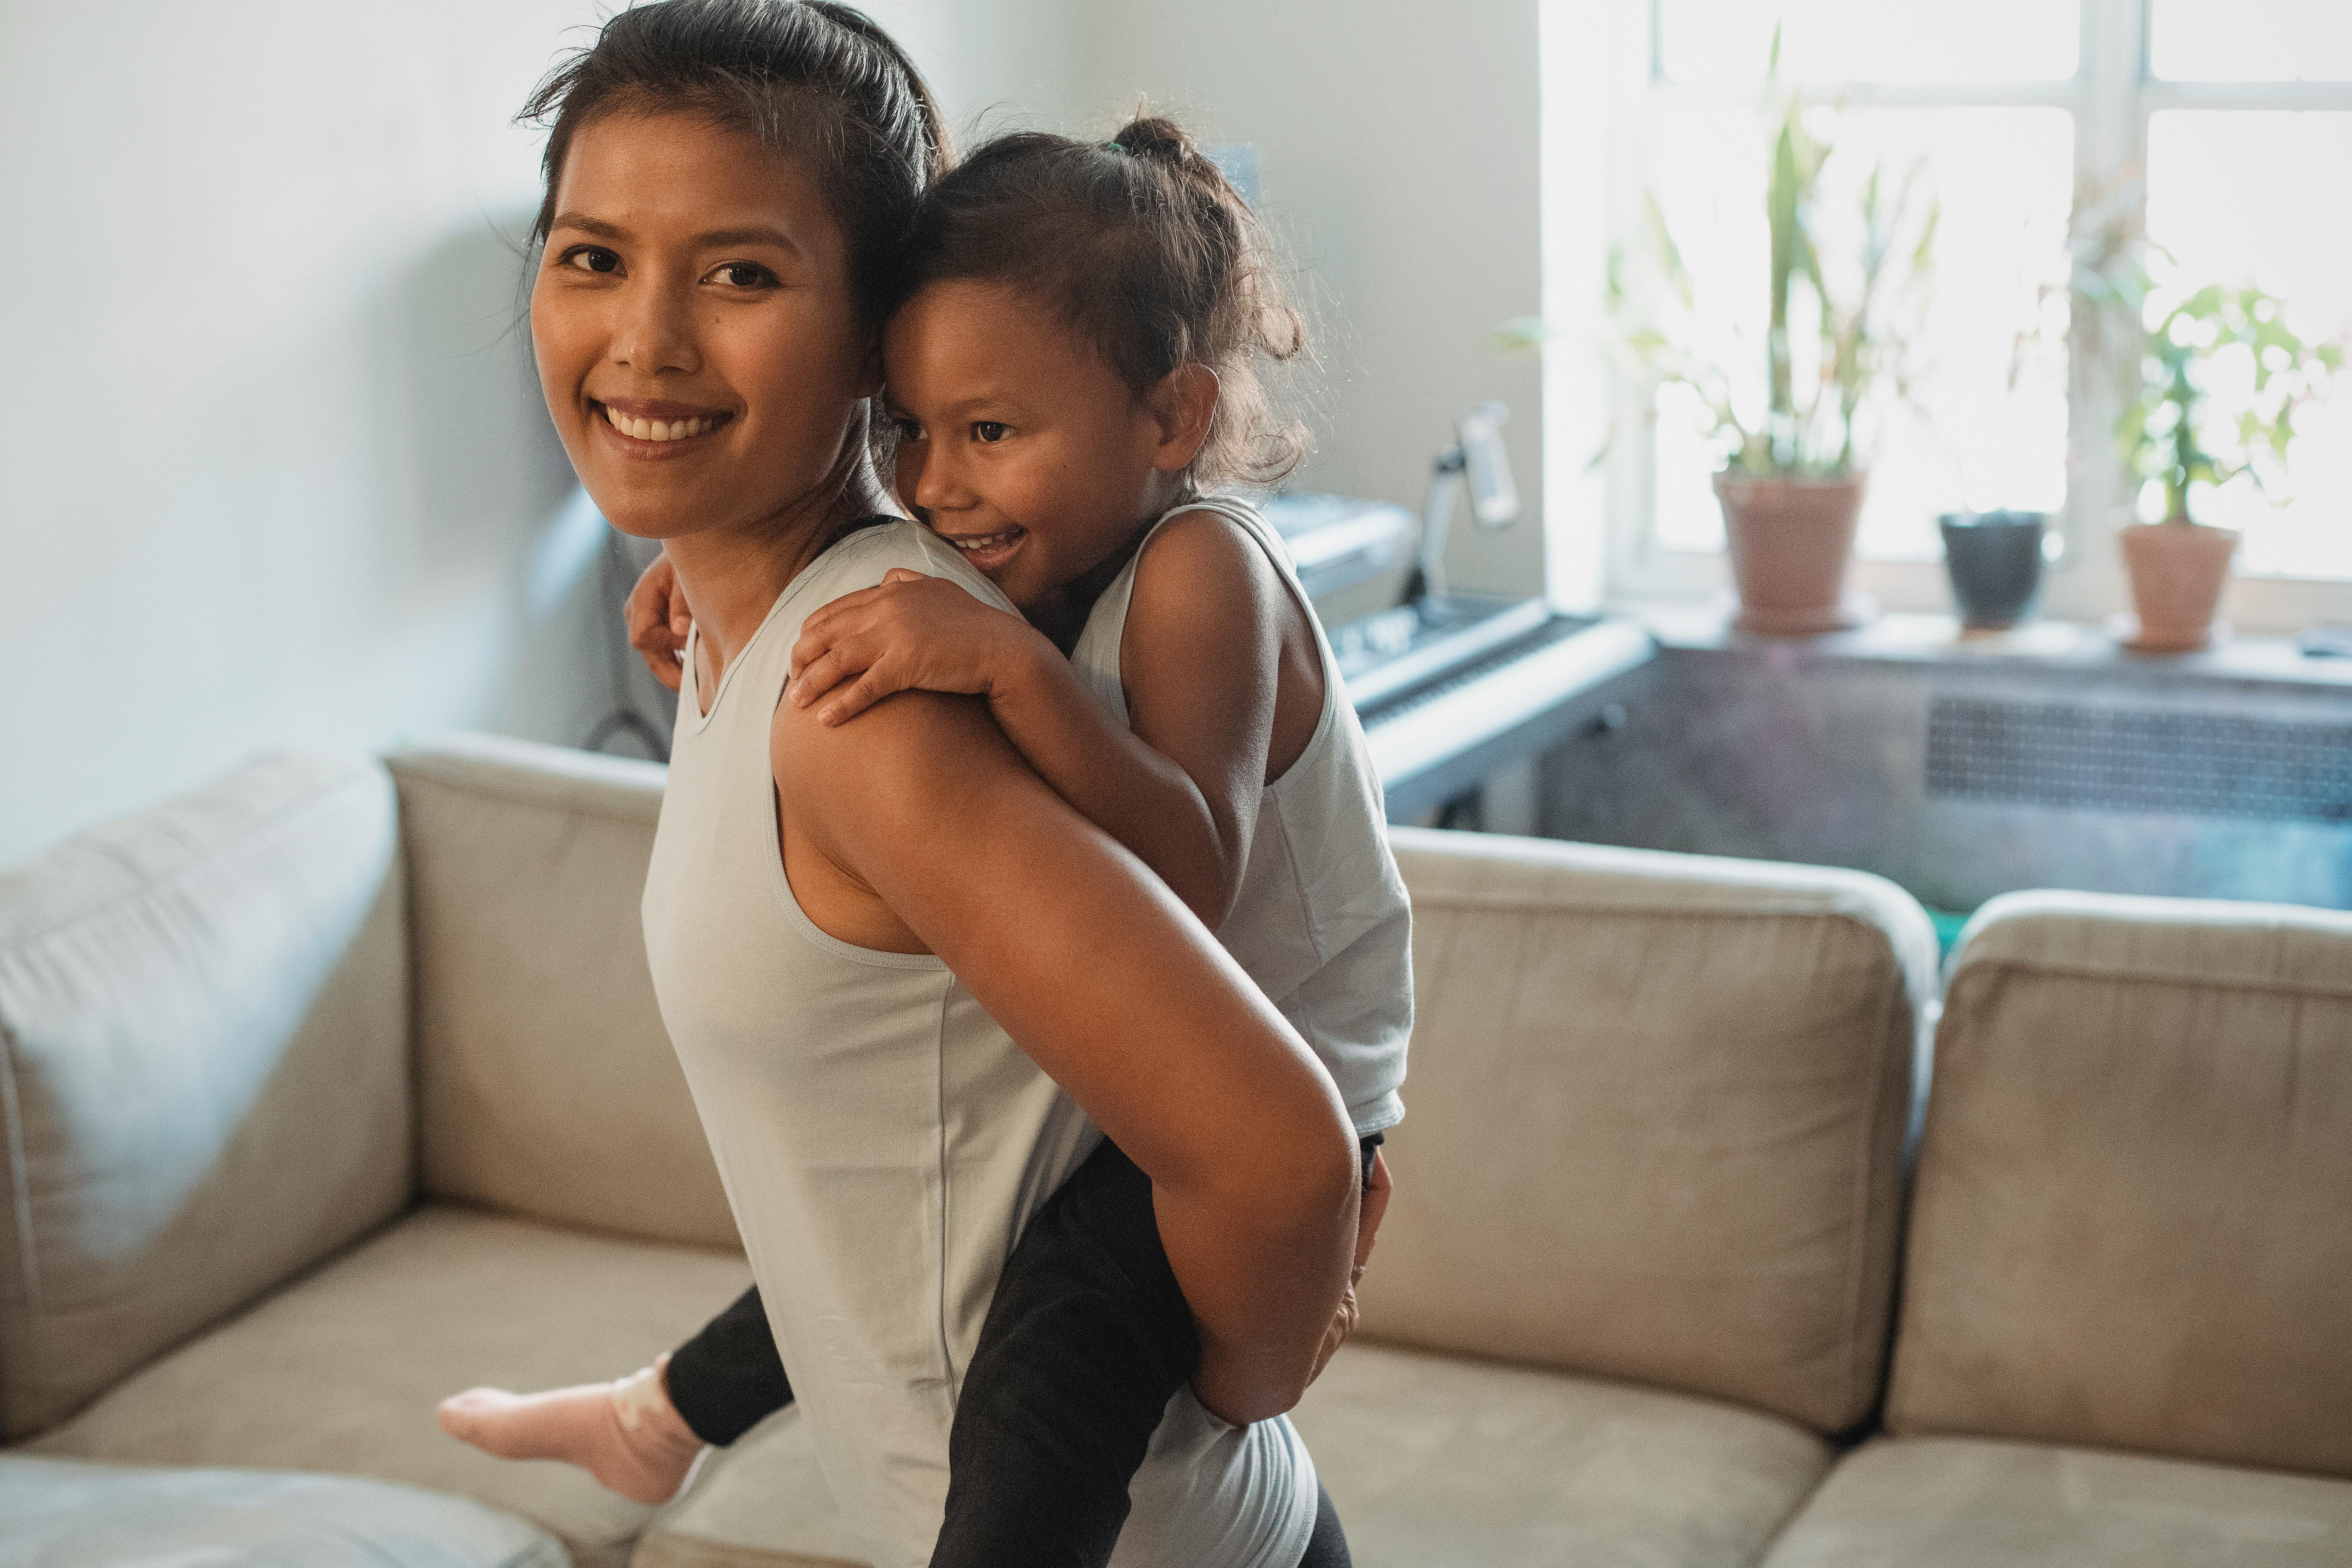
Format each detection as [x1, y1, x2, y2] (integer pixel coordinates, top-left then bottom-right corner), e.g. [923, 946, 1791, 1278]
[1106, 115, 1194, 167]
[897, 111, 1314, 489]
[1114, 113, 1312, 385]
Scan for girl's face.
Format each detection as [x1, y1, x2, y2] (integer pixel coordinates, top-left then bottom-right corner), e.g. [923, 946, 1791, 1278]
[532, 111, 876, 545]
[882, 279, 1208, 612]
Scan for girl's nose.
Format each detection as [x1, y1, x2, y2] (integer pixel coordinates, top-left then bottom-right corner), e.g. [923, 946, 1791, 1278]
[911, 441, 971, 514]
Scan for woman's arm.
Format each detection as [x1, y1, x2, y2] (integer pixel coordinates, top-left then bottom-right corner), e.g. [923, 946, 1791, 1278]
[769, 685, 1360, 1424]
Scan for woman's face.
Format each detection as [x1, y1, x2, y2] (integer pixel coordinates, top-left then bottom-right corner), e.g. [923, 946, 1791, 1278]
[532, 111, 875, 544]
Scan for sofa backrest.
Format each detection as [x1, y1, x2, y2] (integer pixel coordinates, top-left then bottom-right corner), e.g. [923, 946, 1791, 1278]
[1888, 890, 2352, 1479]
[0, 753, 410, 1440]
[388, 735, 736, 1252]
[1365, 828, 1936, 1436]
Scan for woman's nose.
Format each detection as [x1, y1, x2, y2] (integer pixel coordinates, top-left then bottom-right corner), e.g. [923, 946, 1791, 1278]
[611, 279, 700, 376]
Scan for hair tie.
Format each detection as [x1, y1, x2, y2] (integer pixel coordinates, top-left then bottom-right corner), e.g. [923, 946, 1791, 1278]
[1102, 139, 1127, 155]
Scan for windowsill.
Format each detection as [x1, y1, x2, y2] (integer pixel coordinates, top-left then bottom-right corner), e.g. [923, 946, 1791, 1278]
[1639, 544, 2352, 587]
[1608, 601, 2352, 692]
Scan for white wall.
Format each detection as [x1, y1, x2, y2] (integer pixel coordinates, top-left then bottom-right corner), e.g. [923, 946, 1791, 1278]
[890, 0, 1092, 140]
[1085, 2, 1552, 614]
[1, 0, 1537, 867]
[0, 0, 1090, 869]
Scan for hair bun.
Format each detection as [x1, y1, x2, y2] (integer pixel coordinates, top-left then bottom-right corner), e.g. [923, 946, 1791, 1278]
[1109, 115, 1196, 167]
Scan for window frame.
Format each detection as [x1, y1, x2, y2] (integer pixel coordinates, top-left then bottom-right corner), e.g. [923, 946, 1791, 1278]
[1568, 0, 2352, 627]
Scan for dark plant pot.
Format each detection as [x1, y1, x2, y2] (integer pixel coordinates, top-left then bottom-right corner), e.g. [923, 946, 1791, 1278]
[1938, 511, 2048, 630]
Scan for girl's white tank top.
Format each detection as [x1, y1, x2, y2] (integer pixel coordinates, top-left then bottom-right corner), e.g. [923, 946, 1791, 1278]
[1068, 497, 1413, 1136]
[641, 521, 1316, 1568]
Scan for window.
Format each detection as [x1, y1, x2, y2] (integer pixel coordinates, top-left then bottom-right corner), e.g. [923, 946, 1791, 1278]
[1596, 0, 2352, 603]
[2144, 112, 2352, 577]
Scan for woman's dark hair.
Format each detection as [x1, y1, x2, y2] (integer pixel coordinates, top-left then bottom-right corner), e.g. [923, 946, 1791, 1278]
[519, 0, 947, 325]
[893, 115, 1312, 489]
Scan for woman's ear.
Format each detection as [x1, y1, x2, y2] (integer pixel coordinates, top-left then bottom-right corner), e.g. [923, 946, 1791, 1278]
[856, 336, 887, 401]
[1145, 364, 1220, 473]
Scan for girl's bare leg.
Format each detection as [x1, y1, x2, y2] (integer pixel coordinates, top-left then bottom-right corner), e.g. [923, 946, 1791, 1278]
[437, 1354, 703, 1505]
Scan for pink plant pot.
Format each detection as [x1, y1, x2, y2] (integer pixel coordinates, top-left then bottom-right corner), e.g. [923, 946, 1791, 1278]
[1714, 471, 1871, 636]
[2117, 521, 2236, 653]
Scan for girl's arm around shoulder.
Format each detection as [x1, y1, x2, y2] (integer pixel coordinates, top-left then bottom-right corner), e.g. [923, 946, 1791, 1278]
[768, 686, 1360, 1423]
[787, 564, 1245, 927]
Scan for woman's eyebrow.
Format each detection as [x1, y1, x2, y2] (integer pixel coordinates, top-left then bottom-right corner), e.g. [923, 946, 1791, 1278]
[548, 212, 625, 239]
[694, 225, 802, 254]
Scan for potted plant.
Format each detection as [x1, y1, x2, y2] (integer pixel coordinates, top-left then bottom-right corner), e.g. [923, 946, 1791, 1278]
[1938, 509, 2050, 631]
[1602, 42, 1936, 635]
[2108, 280, 2341, 651]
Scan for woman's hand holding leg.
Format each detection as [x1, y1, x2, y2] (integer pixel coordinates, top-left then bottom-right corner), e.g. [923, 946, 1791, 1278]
[1306, 1151, 1390, 1388]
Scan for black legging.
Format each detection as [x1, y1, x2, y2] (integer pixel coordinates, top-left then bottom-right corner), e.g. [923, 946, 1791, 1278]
[660, 1286, 786, 1445]
[1299, 1484, 1352, 1568]
[671, 1290, 1351, 1567]
[666, 1136, 1367, 1568]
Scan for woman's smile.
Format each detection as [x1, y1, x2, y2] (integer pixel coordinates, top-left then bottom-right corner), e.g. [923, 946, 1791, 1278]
[590, 395, 737, 456]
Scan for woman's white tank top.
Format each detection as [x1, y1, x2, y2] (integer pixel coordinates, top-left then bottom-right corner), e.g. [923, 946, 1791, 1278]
[1069, 497, 1413, 1135]
[641, 521, 1316, 1568]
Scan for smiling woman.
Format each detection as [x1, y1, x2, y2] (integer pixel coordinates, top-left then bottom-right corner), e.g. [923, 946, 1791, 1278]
[432, 7, 1361, 1568]
[532, 113, 882, 556]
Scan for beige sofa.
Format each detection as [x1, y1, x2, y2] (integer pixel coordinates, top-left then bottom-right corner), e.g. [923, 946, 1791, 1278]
[3, 734, 2347, 1566]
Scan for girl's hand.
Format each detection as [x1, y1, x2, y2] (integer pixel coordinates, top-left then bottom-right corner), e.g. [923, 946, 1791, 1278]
[626, 552, 690, 694]
[1307, 1151, 1391, 1387]
[788, 568, 1049, 726]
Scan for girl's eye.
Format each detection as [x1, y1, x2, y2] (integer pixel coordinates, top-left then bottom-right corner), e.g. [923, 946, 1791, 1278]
[971, 421, 1008, 444]
[710, 261, 778, 290]
[562, 247, 620, 276]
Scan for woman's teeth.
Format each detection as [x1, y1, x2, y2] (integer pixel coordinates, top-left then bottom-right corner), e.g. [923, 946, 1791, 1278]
[604, 405, 722, 442]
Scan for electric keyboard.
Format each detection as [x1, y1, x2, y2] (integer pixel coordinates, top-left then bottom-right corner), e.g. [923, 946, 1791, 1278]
[1337, 595, 1656, 822]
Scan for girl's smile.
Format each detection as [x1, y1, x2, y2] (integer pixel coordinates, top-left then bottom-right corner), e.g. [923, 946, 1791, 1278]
[932, 522, 1028, 574]
[883, 278, 1210, 612]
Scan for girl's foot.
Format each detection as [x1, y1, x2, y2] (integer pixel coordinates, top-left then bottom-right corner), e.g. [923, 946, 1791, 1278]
[437, 1353, 702, 1505]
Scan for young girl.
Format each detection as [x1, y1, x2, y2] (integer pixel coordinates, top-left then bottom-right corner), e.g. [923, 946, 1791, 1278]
[442, 10, 1404, 1563]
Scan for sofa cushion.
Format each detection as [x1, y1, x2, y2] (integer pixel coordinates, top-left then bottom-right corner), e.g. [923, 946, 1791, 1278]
[0, 1453, 569, 1568]
[0, 751, 410, 1440]
[389, 736, 737, 1252]
[1757, 1436, 2352, 1565]
[24, 1204, 752, 1568]
[1289, 1341, 1832, 1568]
[635, 1406, 871, 1568]
[1371, 829, 1936, 1434]
[633, 1340, 1833, 1568]
[1888, 891, 2352, 1479]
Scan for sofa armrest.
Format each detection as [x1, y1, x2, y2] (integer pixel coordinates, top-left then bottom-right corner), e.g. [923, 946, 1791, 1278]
[0, 753, 410, 1439]
[387, 733, 736, 1253]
